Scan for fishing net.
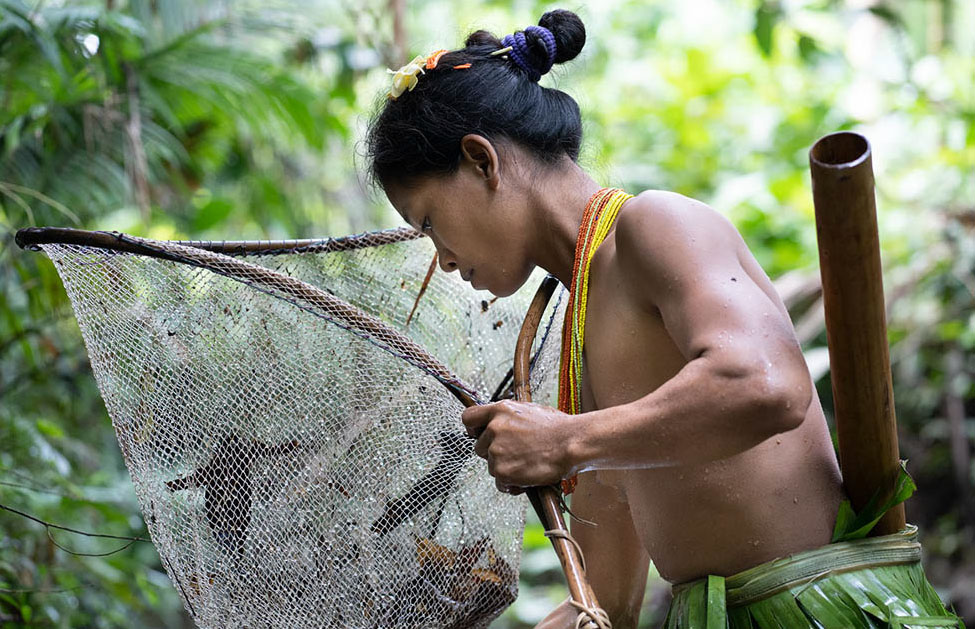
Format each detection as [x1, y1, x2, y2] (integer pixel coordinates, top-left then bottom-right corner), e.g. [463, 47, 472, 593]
[21, 227, 565, 629]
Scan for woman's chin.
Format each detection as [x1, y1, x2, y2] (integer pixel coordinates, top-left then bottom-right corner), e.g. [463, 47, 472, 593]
[473, 280, 503, 296]
[482, 279, 524, 298]
[472, 265, 535, 297]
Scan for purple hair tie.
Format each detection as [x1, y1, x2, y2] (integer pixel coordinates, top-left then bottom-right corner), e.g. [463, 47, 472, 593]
[501, 25, 557, 81]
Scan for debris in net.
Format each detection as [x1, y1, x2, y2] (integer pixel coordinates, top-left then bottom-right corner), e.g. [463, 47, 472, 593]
[406, 251, 438, 326]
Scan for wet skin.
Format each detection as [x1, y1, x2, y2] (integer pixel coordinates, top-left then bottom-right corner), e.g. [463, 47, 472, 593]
[386, 135, 844, 628]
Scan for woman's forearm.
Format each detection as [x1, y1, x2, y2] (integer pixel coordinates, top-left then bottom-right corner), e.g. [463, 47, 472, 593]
[567, 352, 812, 473]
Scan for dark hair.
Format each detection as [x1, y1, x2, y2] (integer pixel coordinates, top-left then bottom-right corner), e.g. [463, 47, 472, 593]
[366, 9, 586, 188]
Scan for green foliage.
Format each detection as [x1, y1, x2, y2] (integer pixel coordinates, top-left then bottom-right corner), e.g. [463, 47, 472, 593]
[0, 1, 371, 625]
[1, 0, 973, 627]
[831, 462, 917, 543]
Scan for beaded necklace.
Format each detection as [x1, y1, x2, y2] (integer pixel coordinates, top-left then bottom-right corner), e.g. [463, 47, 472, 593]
[557, 187, 633, 493]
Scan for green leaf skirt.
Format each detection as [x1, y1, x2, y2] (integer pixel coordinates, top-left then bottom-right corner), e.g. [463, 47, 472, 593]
[664, 525, 963, 628]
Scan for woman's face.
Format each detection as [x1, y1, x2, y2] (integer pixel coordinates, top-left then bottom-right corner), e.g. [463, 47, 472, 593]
[385, 164, 536, 298]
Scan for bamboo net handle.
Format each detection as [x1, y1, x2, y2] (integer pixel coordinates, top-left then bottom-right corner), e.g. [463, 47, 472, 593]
[514, 275, 610, 629]
[809, 132, 906, 535]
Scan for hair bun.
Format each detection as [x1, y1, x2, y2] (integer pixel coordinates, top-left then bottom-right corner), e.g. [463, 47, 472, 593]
[538, 9, 586, 64]
[465, 29, 501, 49]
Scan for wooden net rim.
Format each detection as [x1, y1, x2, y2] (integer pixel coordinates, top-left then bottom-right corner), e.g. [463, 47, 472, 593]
[15, 226, 422, 256]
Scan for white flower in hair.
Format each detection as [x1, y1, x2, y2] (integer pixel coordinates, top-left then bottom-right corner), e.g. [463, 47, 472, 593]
[387, 55, 426, 100]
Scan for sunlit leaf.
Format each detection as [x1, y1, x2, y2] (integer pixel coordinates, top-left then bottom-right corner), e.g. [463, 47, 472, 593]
[753, 2, 780, 58]
[868, 4, 904, 28]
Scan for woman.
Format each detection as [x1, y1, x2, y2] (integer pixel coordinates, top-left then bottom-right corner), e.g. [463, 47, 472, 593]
[366, 10, 957, 628]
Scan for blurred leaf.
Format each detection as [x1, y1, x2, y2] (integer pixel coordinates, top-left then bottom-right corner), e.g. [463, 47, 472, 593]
[191, 197, 234, 232]
[937, 320, 965, 341]
[35, 419, 64, 439]
[753, 2, 781, 58]
[868, 4, 904, 28]
[797, 34, 821, 63]
[522, 521, 549, 550]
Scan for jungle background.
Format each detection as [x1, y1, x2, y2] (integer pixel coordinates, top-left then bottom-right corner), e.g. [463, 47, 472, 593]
[0, 0, 972, 626]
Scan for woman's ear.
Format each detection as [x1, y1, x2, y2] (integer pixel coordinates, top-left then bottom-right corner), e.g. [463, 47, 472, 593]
[459, 134, 501, 190]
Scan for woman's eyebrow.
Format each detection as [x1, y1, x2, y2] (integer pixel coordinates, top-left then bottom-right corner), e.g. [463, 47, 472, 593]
[397, 200, 420, 228]
[394, 205, 416, 229]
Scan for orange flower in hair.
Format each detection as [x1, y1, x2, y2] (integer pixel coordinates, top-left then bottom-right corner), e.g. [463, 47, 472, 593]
[387, 49, 473, 100]
[425, 49, 448, 69]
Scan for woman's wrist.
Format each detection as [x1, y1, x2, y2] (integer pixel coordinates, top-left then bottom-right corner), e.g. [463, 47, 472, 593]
[562, 407, 604, 476]
[563, 401, 646, 476]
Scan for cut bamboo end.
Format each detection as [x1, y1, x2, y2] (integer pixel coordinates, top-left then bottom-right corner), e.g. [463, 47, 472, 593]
[809, 132, 906, 536]
[809, 131, 871, 171]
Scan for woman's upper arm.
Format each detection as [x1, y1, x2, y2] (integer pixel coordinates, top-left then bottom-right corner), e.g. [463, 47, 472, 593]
[614, 191, 808, 391]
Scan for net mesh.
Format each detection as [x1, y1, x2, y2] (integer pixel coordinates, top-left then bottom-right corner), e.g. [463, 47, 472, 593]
[37, 228, 565, 628]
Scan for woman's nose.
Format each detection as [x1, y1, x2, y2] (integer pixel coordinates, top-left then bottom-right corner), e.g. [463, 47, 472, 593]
[437, 248, 458, 273]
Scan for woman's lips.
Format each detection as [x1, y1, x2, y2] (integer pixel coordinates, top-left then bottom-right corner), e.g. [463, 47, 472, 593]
[465, 269, 484, 289]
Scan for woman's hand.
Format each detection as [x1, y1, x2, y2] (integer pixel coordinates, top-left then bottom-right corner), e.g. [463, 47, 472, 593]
[461, 400, 577, 492]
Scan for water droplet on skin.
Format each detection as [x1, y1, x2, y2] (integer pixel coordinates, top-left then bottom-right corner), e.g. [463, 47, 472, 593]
[793, 496, 799, 504]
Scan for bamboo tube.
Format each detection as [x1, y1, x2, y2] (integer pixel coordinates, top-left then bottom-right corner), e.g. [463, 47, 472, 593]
[809, 131, 906, 536]
[514, 275, 608, 627]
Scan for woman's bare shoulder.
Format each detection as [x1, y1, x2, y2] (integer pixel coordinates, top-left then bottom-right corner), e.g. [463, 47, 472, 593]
[616, 189, 739, 245]
[613, 190, 746, 302]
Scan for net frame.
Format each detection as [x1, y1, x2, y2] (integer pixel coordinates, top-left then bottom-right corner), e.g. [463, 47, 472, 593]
[18, 227, 480, 405]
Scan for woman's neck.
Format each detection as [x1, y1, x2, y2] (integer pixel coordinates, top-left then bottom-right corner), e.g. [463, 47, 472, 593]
[526, 162, 603, 287]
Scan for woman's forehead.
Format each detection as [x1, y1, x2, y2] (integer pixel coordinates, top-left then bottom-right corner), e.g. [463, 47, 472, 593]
[386, 177, 444, 215]
[384, 182, 415, 215]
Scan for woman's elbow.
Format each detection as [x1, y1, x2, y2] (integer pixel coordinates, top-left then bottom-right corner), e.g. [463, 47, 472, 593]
[751, 365, 813, 435]
[708, 348, 813, 437]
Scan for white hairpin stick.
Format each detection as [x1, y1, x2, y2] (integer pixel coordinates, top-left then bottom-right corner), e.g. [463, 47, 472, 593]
[490, 46, 513, 56]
